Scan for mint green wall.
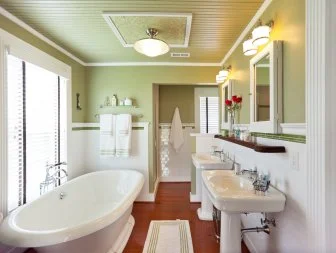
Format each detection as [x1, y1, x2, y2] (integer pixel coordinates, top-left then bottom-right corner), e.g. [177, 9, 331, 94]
[0, 14, 86, 122]
[85, 66, 219, 192]
[219, 0, 305, 124]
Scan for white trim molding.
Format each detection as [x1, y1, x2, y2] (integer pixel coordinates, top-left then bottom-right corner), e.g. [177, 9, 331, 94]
[306, 0, 336, 251]
[280, 123, 306, 135]
[85, 62, 221, 67]
[102, 12, 192, 48]
[0, 6, 86, 66]
[220, 0, 273, 66]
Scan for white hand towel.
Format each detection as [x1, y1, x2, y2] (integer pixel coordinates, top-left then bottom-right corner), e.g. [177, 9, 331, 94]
[169, 107, 184, 153]
[116, 114, 132, 157]
[100, 114, 116, 157]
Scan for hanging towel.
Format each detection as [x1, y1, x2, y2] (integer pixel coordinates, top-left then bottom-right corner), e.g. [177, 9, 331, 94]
[100, 114, 116, 157]
[169, 107, 184, 153]
[116, 114, 132, 157]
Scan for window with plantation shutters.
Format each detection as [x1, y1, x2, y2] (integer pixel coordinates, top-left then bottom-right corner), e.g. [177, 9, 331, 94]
[199, 96, 219, 134]
[7, 54, 67, 212]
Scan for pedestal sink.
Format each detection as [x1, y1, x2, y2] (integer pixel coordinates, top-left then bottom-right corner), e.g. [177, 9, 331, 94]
[202, 170, 286, 253]
[191, 153, 233, 220]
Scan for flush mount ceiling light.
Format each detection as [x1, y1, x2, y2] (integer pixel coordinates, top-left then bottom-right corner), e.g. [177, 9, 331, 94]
[243, 38, 258, 56]
[252, 20, 274, 47]
[216, 65, 232, 83]
[134, 28, 170, 57]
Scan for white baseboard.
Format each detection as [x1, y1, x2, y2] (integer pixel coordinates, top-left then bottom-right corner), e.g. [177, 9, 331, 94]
[189, 193, 201, 202]
[136, 177, 160, 202]
[243, 233, 258, 253]
[159, 176, 190, 182]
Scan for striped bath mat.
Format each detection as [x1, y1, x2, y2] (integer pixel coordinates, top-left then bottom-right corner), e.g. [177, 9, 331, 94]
[142, 220, 194, 253]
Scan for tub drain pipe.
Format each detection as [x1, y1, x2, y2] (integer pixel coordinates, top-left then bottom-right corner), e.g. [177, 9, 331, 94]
[241, 225, 270, 239]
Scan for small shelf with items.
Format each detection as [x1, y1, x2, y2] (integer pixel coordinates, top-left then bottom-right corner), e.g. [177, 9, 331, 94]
[95, 95, 143, 119]
[214, 135, 286, 153]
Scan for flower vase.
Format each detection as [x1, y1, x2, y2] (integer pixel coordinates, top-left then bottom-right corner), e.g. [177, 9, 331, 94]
[229, 112, 235, 137]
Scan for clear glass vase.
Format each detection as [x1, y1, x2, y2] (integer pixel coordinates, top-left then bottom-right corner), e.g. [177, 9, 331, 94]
[229, 112, 235, 137]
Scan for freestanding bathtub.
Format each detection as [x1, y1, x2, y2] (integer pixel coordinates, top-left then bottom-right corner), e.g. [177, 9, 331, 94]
[0, 170, 144, 253]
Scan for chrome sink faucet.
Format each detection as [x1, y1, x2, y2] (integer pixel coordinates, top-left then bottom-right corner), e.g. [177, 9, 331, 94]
[240, 167, 258, 181]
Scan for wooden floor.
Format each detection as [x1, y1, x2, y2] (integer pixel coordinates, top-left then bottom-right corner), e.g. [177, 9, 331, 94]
[124, 182, 249, 253]
[26, 182, 249, 253]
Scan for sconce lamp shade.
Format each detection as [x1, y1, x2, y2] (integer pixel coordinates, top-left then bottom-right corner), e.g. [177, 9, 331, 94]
[252, 25, 271, 46]
[216, 74, 225, 83]
[243, 39, 258, 56]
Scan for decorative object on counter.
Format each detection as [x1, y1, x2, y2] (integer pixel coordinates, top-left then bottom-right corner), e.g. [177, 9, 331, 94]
[104, 96, 111, 107]
[225, 95, 243, 137]
[124, 97, 132, 106]
[111, 94, 118, 107]
[76, 93, 82, 110]
[253, 173, 271, 196]
[214, 135, 286, 153]
[119, 99, 124, 106]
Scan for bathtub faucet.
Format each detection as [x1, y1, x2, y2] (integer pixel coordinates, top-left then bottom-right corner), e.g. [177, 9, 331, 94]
[40, 162, 68, 195]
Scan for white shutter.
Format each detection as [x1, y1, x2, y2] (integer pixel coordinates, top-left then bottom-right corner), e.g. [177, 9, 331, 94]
[7, 54, 24, 212]
[199, 96, 219, 134]
[6, 56, 68, 211]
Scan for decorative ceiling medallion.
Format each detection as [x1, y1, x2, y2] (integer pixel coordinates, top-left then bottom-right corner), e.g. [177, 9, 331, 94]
[103, 12, 192, 48]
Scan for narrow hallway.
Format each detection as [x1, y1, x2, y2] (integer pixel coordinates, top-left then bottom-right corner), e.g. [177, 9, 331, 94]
[124, 183, 249, 253]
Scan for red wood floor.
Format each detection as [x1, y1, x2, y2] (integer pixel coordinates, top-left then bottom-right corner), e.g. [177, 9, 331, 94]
[124, 182, 249, 253]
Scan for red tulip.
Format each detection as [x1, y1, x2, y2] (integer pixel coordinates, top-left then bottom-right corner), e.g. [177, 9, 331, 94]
[225, 99, 232, 106]
[232, 95, 238, 102]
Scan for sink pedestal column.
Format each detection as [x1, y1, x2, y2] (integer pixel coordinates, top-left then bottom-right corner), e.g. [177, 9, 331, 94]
[220, 212, 241, 253]
[197, 182, 213, 220]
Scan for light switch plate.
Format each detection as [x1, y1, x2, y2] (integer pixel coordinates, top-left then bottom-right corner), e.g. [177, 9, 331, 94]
[290, 152, 300, 171]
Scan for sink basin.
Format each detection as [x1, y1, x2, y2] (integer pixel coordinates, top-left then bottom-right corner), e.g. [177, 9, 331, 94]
[192, 153, 233, 170]
[202, 170, 286, 213]
[202, 170, 286, 253]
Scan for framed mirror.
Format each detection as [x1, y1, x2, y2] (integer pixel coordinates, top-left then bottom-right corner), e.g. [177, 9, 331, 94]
[221, 79, 234, 129]
[250, 41, 283, 133]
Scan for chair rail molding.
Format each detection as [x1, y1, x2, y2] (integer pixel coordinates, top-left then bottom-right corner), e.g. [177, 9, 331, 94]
[306, 0, 336, 251]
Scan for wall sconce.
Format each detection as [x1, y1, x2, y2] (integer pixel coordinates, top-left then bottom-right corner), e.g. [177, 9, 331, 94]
[243, 38, 258, 56]
[252, 20, 274, 47]
[216, 65, 232, 83]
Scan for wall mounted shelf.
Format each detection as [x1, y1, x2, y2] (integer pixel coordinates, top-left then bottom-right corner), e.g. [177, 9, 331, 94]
[214, 135, 286, 153]
[95, 105, 143, 119]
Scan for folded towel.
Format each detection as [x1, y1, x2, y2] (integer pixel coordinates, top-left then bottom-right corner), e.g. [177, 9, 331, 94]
[169, 107, 184, 153]
[116, 114, 132, 157]
[99, 114, 116, 157]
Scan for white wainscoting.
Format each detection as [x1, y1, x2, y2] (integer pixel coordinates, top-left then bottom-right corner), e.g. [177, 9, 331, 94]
[70, 122, 155, 202]
[214, 137, 308, 252]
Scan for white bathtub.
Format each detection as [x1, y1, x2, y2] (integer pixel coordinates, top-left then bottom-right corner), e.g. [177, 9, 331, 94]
[0, 170, 144, 253]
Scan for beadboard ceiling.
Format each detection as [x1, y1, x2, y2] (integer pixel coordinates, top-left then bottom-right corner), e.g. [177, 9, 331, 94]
[0, 0, 264, 64]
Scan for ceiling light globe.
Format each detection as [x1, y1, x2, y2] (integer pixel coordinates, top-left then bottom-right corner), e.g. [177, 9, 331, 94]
[134, 38, 170, 57]
[252, 25, 271, 47]
[243, 38, 258, 56]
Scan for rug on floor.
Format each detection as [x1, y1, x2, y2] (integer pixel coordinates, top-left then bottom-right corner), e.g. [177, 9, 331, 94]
[142, 220, 194, 253]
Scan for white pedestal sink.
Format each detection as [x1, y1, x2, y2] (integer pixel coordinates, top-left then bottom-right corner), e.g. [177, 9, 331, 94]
[191, 153, 233, 220]
[202, 170, 286, 253]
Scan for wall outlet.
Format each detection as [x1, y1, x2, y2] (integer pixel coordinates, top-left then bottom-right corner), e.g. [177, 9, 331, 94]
[290, 152, 300, 171]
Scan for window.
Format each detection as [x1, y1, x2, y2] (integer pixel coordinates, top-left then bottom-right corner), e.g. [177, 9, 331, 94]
[200, 96, 219, 134]
[7, 54, 67, 212]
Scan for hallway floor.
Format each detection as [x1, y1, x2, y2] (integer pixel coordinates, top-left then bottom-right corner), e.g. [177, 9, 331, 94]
[124, 182, 250, 253]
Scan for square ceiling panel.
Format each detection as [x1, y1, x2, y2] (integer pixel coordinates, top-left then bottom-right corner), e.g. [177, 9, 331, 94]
[103, 12, 192, 48]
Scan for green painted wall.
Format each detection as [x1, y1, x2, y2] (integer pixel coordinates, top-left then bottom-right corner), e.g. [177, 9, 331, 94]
[220, 0, 305, 124]
[0, 14, 86, 122]
[85, 66, 219, 192]
[159, 85, 195, 123]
